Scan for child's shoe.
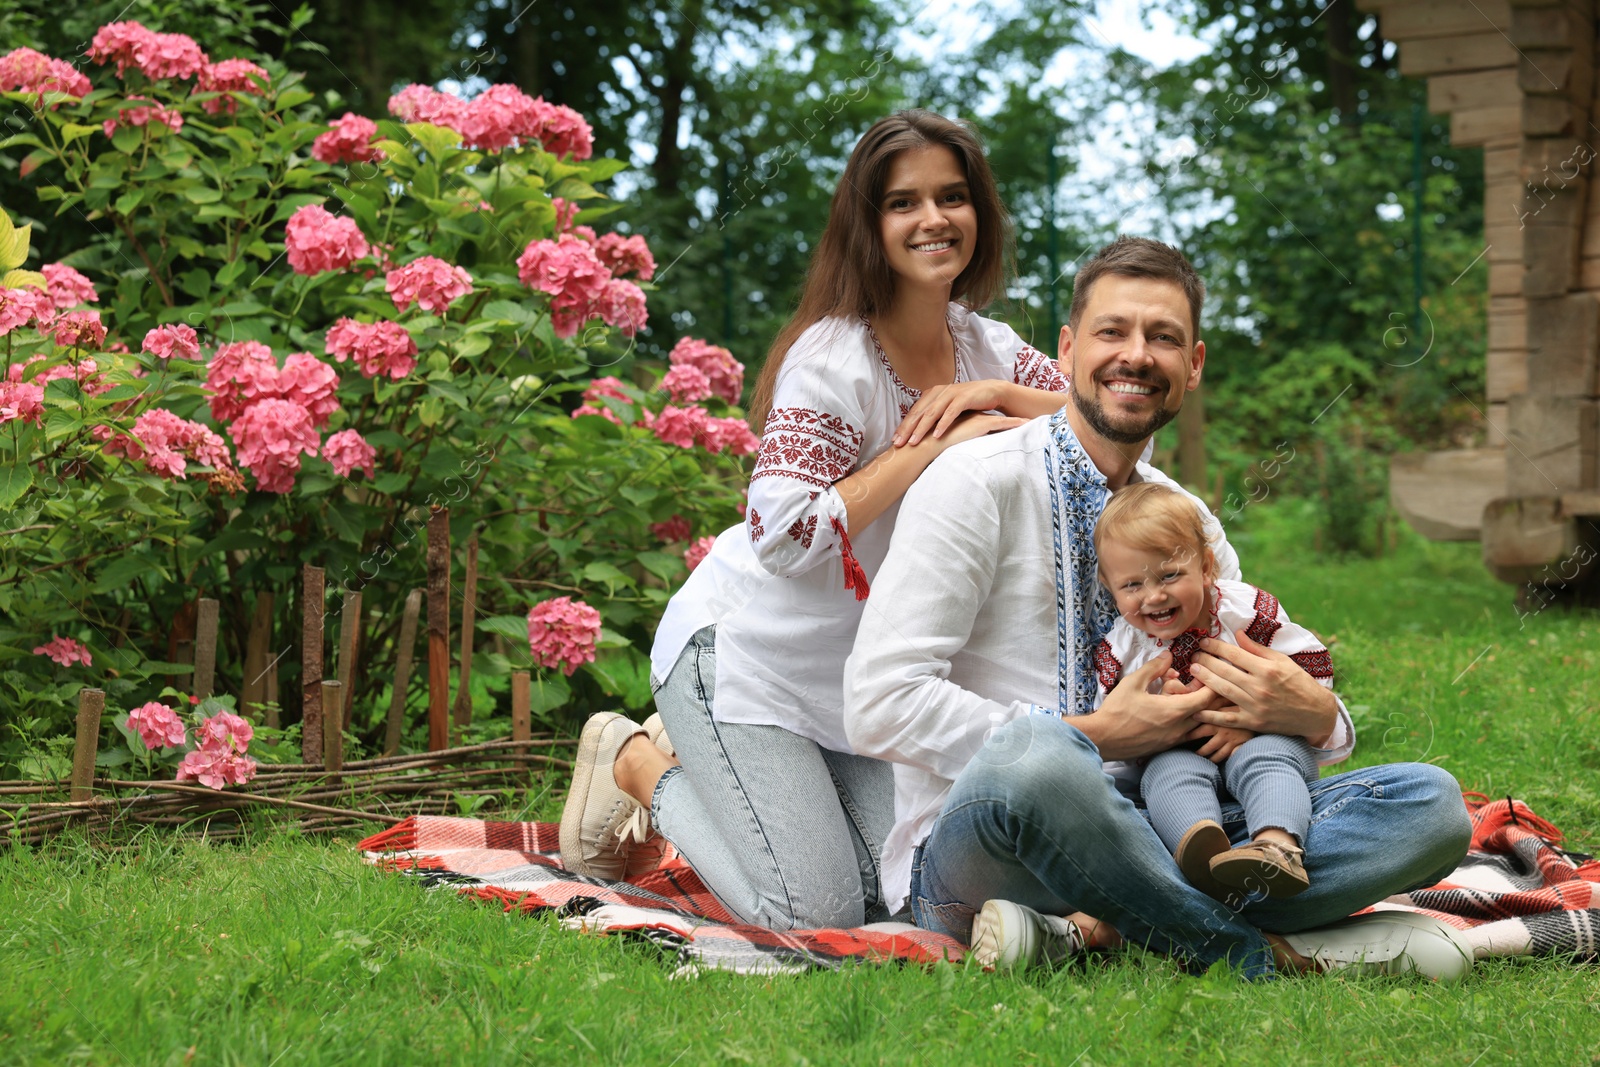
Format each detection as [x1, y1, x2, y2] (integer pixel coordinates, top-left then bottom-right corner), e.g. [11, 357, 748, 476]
[1173, 819, 1233, 901]
[1210, 838, 1310, 898]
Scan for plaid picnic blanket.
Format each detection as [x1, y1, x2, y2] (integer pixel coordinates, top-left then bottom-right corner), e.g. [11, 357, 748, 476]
[358, 793, 1598, 974]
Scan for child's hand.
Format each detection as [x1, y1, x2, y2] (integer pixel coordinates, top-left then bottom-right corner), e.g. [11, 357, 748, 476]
[1190, 724, 1255, 763]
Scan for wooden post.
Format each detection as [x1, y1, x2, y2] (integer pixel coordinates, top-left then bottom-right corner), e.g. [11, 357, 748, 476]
[193, 597, 219, 700]
[336, 590, 362, 731]
[240, 592, 273, 719]
[384, 589, 423, 756]
[70, 688, 105, 802]
[426, 507, 450, 752]
[321, 680, 344, 781]
[301, 565, 325, 764]
[511, 671, 531, 755]
[451, 531, 480, 743]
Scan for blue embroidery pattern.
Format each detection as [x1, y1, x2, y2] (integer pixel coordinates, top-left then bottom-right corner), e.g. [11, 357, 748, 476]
[1044, 408, 1118, 716]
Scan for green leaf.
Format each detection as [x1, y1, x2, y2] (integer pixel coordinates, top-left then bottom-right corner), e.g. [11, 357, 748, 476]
[426, 381, 471, 410]
[574, 156, 629, 183]
[0, 466, 33, 509]
[215, 259, 247, 287]
[0, 133, 45, 150]
[527, 673, 571, 718]
[183, 186, 223, 204]
[637, 550, 685, 583]
[584, 646, 652, 710]
[0, 211, 27, 272]
[580, 561, 633, 591]
[59, 123, 98, 146]
[404, 122, 462, 161]
[114, 189, 145, 215]
[111, 125, 143, 153]
[454, 333, 491, 360]
[274, 88, 314, 111]
[478, 299, 533, 325]
[478, 615, 531, 644]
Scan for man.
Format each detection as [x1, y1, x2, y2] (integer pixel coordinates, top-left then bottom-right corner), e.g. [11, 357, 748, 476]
[843, 236, 1473, 979]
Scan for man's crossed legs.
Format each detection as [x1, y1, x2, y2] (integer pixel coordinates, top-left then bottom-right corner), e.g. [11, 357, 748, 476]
[908, 716, 1473, 979]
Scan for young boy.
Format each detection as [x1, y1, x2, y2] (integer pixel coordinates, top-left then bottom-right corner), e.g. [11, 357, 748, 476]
[1091, 482, 1335, 901]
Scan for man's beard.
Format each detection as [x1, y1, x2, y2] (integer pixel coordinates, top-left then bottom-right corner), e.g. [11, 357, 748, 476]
[1071, 369, 1178, 445]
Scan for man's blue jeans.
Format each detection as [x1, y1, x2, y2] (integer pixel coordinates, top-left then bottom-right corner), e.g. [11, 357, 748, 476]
[908, 715, 1471, 979]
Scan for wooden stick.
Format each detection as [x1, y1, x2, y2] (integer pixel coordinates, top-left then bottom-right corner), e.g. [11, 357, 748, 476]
[110, 780, 401, 825]
[240, 592, 274, 719]
[426, 507, 450, 752]
[322, 679, 344, 780]
[452, 531, 480, 742]
[336, 590, 362, 731]
[70, 688, 105, 802]
[193, 598, 220, 699]
[302, 565, 324, 764]
[385, 589, 423, 756]
[511, 671, 530, 753]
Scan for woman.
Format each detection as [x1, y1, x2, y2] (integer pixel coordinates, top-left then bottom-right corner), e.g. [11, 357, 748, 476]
[560, 110, 1072, 930]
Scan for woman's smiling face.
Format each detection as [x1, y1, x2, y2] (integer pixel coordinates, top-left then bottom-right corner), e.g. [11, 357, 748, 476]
[877, 145, 977, 293]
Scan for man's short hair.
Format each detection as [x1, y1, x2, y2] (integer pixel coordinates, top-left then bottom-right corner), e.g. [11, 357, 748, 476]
[1068, 236, 1205, 341]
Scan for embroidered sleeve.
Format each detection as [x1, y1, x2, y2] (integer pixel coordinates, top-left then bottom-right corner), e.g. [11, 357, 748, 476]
[745, 341, 871, 581]
[1012, 345, 1070, 393]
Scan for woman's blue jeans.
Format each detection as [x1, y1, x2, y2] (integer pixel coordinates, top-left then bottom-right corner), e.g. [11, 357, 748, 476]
[908, 715, 1471, 979]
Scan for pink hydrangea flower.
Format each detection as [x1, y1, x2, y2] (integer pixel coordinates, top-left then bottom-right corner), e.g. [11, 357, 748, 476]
[194, 57, 267, 114]
[669, 337, 745, 405]
[459, 83, 540, 151]
[32, 635, 92, 667]
[661, 363, 711, 404]
[570, 375, 632, 424]
[22, 355, 111, 398]
[0, 379, 44, 425]
[684, 536, 716, 572]
[127, 701, 188, 750]
[526, 596, 602, 676]
[593, 233, 656, 281]
[40, 264, 97, 309]
[175, 745, 256, 788]
[323, 428, 377, 479]
[228, 397, 320, 493]
[102, 97, 184, 138]
[0, 287, 55, 335]
[50, 310, 106, 349]
[516, 234, 611, 303]
[104, 407, 233, 480]
[530, 97, 594, 159]
[595, 278, 648, 337]
[276, 352, 341, 427]
[385, 256, 473, 314]
[141, 323, 200, 361]
[0, 48, 91, 104]
[204, 340, 279, 423]
[698, 415, 760, 456]
[284, 204, 369, 276]
[137, 30, 207, 81]
[650, 515, 691, 544]
[387, 83, 467, 130]
[312, 112, 383, 164]
[651, 404, 709, 449]
[87, 21, 156, 77]
[324, 318, 417, 379]
[197, 710, 253, 753]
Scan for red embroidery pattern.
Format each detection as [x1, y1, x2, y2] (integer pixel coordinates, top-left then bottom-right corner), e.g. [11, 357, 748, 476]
[749, 507, 764, 543]
[1093, 639, 1122, 692]
[787, 515, 817, 549]
[1013, 347, 1070, 393]
[1245, 587, 1282, 646]
[752, 407, 862, 490]
[830, 516, 870, 601]
[1289, 649, 1335, 680]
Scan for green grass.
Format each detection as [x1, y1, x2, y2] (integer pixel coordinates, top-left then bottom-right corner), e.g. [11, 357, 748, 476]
[4, 502, 1599, 1066]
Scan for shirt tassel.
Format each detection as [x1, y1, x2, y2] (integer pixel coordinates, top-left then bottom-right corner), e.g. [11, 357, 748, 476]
[831, 517, 870, 601]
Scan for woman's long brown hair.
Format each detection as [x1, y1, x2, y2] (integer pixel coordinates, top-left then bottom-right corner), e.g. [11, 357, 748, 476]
[747, 110, 1012, 429]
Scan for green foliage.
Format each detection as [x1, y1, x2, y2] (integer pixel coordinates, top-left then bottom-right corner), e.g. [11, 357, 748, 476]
[0, 26, 749, 771]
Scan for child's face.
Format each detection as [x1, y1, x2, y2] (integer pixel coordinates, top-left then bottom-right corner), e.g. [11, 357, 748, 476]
[1099, 538, 1211, 640]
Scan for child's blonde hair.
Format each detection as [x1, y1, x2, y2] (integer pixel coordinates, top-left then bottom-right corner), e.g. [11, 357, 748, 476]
[1094, 482, 1215, 581]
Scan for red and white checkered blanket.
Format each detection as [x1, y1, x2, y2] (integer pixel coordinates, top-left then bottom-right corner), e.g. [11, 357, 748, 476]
[358, 793, 1597, 974]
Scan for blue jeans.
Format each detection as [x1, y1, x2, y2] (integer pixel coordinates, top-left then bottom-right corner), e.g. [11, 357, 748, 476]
[650, 625, 894, 930]
[1142, 733, 1320, 852]
[908, 716, 1471, 979]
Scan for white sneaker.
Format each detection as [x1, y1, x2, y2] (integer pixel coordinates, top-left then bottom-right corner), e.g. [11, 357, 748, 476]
[643, 712, 675, 757]
[969, 899, 1085, 970]
[1282, 911, 1474, 982]
[558, 712, 652, 880]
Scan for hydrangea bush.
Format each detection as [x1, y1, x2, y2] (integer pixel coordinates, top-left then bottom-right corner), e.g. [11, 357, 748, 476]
[0, 21, 753, 779]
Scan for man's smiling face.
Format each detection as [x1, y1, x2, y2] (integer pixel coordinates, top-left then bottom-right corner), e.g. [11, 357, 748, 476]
[1060, 274, 1205, 446]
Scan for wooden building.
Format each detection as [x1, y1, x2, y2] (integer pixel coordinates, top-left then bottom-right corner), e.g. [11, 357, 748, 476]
[1378, 0, 1600, 591]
